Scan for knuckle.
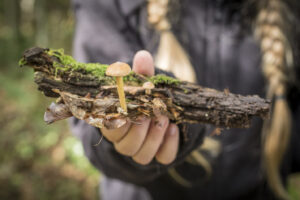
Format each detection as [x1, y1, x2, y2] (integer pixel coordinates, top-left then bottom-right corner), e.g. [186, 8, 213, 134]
[101, 123, 130, 142]
[133, 156, 152, 165]
[114, 143, 138, 157]
[156, 155, 174, 165]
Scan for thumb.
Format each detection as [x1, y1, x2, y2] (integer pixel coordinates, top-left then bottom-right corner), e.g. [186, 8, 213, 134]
[132, 50, 155, 76]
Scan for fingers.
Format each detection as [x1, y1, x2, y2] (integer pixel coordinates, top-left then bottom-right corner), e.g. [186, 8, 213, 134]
[155, 124, 179, 165]
[114, 118, 151, 156]
[133, 115, 169, 165]
[133, 50, 155, 76]
[106, 51, 178, 165]
[103, 117, 179, 165]
[101, 122, 131, 142]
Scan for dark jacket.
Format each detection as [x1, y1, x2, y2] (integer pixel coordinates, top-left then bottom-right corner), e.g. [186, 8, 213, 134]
[70, 0, 300, 199]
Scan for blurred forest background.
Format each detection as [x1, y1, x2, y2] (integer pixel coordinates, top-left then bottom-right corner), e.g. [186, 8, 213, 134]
[0, 0, 99, 199]
[0, 0, 299, 200]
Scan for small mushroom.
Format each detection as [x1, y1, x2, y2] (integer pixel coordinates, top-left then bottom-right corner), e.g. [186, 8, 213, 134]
[106, 62, 131, 112]
[143, 81, 155, 95]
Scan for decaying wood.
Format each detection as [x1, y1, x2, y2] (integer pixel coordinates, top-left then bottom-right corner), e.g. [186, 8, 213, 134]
[20, 47, 270, 129]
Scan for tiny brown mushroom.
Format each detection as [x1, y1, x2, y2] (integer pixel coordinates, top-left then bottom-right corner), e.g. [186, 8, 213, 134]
[143, 81, 155, 95]
[106, 62, 131, 113]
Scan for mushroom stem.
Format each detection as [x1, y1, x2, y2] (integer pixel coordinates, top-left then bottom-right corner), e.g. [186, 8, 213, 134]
[105, 61, 131, 113]
[145, 89, 151, 95]
[116, 76, 127, 112]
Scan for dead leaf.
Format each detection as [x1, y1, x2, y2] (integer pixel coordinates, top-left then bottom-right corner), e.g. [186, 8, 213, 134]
[104, 118, 127, 129]
[44, 102, 72, 124]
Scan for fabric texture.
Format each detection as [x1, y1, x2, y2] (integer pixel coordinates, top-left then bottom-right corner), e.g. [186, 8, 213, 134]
[71, 0, 300, 199]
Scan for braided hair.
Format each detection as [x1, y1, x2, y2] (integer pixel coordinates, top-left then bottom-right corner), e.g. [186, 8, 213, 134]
[147, 0, 297, 198]
[147, 0, 220, 186]
[147, 0, 196, 82]
[254, 0, 296, 199]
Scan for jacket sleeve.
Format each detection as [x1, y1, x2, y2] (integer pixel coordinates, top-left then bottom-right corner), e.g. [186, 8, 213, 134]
[289, 86, 300, 173]
[71, 0, 206, 185]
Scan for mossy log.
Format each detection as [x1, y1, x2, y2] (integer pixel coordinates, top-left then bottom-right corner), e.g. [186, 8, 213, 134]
[20, 47, 270, 129]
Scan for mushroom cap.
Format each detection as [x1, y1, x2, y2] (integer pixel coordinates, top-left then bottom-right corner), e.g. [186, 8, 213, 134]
[106, 62, 131, 77]
[142, 81, 155, 89]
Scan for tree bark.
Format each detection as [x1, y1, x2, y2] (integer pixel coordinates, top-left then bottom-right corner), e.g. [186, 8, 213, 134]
[20, 47, 270, 129]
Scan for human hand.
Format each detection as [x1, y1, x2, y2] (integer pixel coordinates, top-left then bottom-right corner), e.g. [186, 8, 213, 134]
[100, 50, 179, 165]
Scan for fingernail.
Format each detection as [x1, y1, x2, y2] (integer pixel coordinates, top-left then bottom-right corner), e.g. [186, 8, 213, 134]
[168, 124, 178, 136]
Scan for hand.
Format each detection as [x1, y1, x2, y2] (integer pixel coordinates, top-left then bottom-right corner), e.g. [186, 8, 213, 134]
[100, 50, 179, 165]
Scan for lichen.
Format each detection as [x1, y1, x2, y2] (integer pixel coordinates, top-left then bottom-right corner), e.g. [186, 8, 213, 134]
[18, 57, 27, 66]
[149, 74, 180, 85]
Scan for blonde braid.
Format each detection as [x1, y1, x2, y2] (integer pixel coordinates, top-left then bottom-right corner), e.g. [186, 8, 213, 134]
[147, 0, 196, 82]
[254, 0, 294, 199]
[147, 1, 222, 185]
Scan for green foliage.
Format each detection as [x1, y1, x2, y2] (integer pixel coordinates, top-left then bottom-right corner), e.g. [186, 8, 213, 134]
[288, 174, 300, 200]
[0, 0, 99, 199]
[0, 69, 99, 200]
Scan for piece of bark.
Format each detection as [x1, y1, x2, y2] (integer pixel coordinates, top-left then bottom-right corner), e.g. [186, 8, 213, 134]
[20, 47, 270, 129]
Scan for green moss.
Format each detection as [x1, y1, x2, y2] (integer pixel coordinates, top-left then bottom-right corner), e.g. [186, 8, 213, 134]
[18, 57, 27, 66]
[46, 49, 180, 86]
[85, 63, 108, 77]
[47, 49, 110, 81]
[149, 74, 180, 85]
[123, 71, 142, 85]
